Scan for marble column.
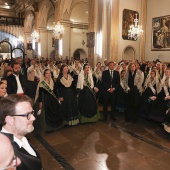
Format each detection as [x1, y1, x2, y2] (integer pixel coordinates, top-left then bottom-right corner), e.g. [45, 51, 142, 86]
[54, 0, 61, 59]
[110, 0, 119, 62]
[101, 0, 111, 63]
[39, 28, 48, 58]
[55, 0, 61, 23]
[88, 0, 95, 66]
[140, 0, 147, 62]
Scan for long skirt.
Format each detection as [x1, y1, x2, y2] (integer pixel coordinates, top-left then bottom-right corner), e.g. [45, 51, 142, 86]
[34, 90, 64, 132]
[78, 86, 100, 123]
[60, 87, 80, 126]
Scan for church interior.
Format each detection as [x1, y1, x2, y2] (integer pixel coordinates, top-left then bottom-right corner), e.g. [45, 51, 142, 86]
[0, 0, 170, 170]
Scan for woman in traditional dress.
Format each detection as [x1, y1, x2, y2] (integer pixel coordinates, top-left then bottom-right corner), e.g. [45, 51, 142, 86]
[70, 60, 82, 91]
[140, 70, 162, 120]
[150, 68, 170, 122]
[34, 69, 64, 132]
[55, 64, 79, 126]
[77, 63, 100, 123]
[116, 70, 128, 113]
[163, 69, 170, 131]
[124, 63, 143, 122]
[93, 62, 102, 100]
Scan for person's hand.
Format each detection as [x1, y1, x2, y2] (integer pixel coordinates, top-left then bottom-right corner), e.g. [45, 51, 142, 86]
[150, 96, 157, 101]
[165, 96, 170, 100]
[59, 97, 64, 101]
[109, 88, 114, 93]
[94, 87, 99, 92]
[37, 109, 41, 115]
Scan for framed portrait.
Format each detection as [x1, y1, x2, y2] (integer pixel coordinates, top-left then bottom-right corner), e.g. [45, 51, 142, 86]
[122, 9, 139, 41]
[86, 32, 95, 48]
[152, 15, 170, 51]
[27, 43, 32, 50]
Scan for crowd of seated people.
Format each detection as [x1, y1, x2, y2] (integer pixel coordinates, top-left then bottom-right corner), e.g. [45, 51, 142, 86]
[0, 56, 170, 133]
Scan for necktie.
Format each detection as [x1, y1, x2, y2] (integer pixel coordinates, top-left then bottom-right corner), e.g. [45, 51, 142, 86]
[111, 71, 113, 79]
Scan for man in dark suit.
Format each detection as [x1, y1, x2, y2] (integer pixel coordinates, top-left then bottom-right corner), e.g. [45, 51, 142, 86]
[0, 95, 43, 170]
[102, 61, 120, 121]
[7, 61, 27, 95]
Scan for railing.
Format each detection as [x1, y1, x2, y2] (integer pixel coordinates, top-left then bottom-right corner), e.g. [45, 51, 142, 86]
[0, 15, 24, 27]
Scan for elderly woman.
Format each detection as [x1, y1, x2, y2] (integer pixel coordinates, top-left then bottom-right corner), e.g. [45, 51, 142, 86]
[124, 63, 144, 123]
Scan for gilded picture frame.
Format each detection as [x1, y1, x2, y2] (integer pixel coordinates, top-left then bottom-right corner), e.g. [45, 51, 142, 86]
[86, 32, 95, 48]
[152, 15, 170, 51]
[122, 9, 139, 41]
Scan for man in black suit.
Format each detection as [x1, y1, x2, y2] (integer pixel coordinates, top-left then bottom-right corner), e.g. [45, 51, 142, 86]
[7, 61, 27, 95]
[102, 61, 120, 121]
[0, 95, 43, 170]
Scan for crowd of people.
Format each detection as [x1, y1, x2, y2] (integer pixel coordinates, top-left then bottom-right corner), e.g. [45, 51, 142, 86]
[0, 56, 170, 133]
[0, 56, 170, 169]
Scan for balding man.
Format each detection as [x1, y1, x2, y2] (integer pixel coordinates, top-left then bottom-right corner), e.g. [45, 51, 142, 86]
[0, 132, 21, 169]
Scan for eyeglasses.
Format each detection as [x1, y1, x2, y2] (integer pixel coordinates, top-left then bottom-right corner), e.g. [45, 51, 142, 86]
[11, 110, 34, 120]
[0, 155, 17, 170]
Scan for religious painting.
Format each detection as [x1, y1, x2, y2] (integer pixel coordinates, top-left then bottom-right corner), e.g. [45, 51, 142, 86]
[86, 32, 95, 48]
[152, 15, 170, 51]
[27, 43, 32, 50]
[122, 9, 139, 41]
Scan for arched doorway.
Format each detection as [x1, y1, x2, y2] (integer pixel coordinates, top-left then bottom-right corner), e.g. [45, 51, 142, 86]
[12, 48, 25, 61]
[73, 49, 87, 60]
[122, 46, 136, 61]
[0, 40, 13, 60]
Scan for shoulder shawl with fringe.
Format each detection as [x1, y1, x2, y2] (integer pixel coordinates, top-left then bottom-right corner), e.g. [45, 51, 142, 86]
[60, 74, 73, 87]
[34, 79, 60, 104]
[161, 76, 170, 96]
[143, 76, 162, 95]
[125, 70, 144, 93]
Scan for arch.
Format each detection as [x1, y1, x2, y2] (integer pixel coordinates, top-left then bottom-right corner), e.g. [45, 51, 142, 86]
[70, 2, 88, 23]
[38, 0, 54, 28]
[12, 48, 25, 61]
[73, 48, 87, 60]
[0, 31, 17, 47]
[0, 40, 13, 60]
[24, 10, 35, 33]
[122, 45, 136, 61]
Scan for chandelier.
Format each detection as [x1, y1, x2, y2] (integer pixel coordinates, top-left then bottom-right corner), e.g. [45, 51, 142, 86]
[128, 13, 143, 40]
[31, 29, 40, 40]
[53, 21, 65, 36]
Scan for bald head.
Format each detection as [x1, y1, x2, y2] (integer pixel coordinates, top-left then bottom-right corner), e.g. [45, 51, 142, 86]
[0, 133, 14, 168]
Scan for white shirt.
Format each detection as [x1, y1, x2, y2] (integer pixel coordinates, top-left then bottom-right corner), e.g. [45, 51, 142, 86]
[13, 74, 24, 94]
[1, 128, 37, 157]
